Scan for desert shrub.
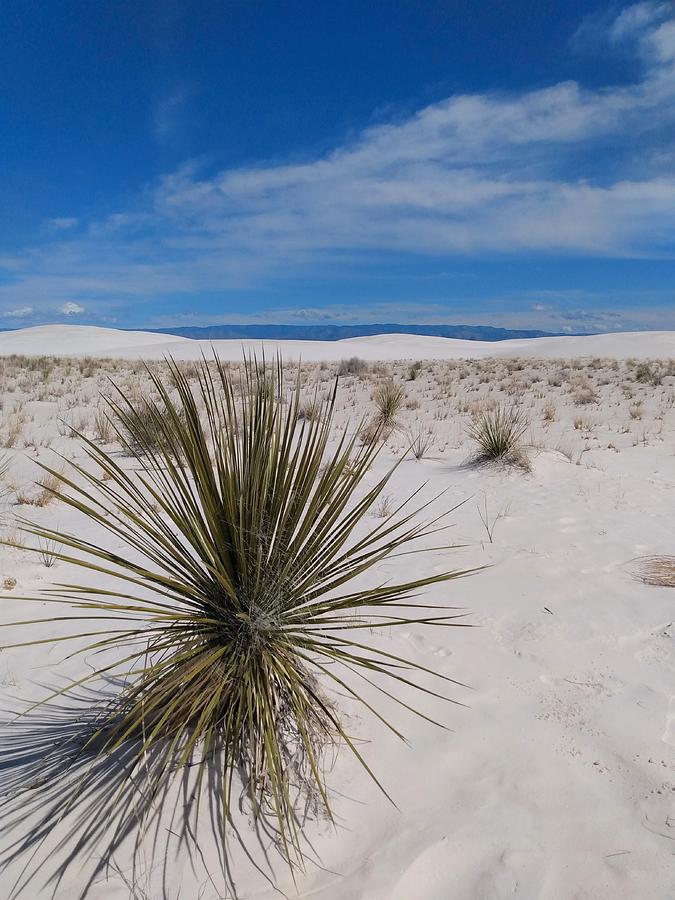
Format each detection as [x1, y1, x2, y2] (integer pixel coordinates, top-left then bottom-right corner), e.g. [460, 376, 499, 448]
[574, 386, 598, 405]
[4, 356, 471, 892]
[337, 356, 368, 376]
[117, 394, 187, 460]
[297, 397, 322, 422]
[407, 361, 422, 381]
[359, 417, 387, 446]
[466, 404, 529, 467]
[635, 362, 662, 385]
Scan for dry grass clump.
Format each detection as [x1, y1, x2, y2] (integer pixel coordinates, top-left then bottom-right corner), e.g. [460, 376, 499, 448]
[359, 417, 387, 446]
[542, 403, 556, 422]
[3, 356, 471, 893]
[634, 362, 662, 386]
[574, 386, 598, 406]
[408, 426, 435, 460]
[466, 404, 529, 468]
[34, 471, 61, 507]
[407, 361, 423, 381]
[297, 397, 322, 422]
[3, 412, 26, 449]
[633, 556, 675, 587]
[338, 356, 368, 376]
[14, 470, 62, 507]
[93, 405, 114, 443]
[118, 394, 187, 459]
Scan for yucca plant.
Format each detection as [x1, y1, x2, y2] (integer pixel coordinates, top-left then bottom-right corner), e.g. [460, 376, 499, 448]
[1, 356, 473, 895]
[466, 404, 529, 468]
[373, 380, 406, 428]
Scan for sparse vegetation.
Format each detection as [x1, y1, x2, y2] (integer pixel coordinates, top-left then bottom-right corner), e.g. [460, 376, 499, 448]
[6, 356, 470, 890]
[635, 362, 662, 386]
[94, 405, 114, 443]
[38, 536, 61, 568]
[0, 347, 674, 895]
[297, 397, 322, 421]
[337, 356, 368, 376]
[408, 426, 435, 459]
[407, 361, 423, 381]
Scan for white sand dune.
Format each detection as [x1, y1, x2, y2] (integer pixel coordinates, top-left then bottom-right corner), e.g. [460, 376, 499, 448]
[0, 336, 673, 899]
[1, 323, 675, 361]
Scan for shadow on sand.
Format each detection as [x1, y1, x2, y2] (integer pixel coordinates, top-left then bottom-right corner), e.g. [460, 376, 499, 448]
[0, 683, 311, 900]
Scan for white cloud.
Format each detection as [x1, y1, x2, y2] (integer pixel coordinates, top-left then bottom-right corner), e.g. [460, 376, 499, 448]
[59, 301, 85, 316]
[146, 294, 675, 335]
[1, 3, 674, 314]
[609, 1, 671, 43]
[152, 84, 190, 144]
[48, 217, 78, 231]
[1, 306, 34, 318]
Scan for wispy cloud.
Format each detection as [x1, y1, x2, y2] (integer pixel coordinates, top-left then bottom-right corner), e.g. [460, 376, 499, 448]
[59, 301, 85, 316]
[48, 217, 78, 231]
[146, 290, 675, 334]
[1, 306, 34, 319]
[1, 2, 674, 324]
[152, 84, 191, 144]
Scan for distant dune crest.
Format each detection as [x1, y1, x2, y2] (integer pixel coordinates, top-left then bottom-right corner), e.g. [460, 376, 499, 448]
[0, 324, 673, 361]
[152, 323, 558, 341]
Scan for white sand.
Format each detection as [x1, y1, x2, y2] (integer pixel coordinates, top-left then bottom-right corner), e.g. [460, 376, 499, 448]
[2, 323, 675, 361]
[0, 327, 673, 899]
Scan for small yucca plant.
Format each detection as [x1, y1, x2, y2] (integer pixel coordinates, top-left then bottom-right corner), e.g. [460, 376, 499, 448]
[1, 357, 472, 894]
[373, 381, 406, 428]
[466, 404, 529, 467]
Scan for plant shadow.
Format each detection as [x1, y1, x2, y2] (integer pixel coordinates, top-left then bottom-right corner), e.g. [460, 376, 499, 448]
[0, 682, 306, 900]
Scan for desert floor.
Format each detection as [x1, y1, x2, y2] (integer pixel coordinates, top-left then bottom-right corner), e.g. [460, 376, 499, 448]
[0, 334, 673, 899]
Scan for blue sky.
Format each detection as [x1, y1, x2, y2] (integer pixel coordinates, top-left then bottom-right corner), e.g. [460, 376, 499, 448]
[1, 0, 674, 333]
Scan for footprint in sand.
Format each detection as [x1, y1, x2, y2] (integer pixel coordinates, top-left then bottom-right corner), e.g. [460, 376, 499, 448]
[662, 696, 675, 747]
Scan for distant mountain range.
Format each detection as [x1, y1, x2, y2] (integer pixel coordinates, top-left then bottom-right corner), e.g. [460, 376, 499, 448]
[154, 323, 564, 342]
